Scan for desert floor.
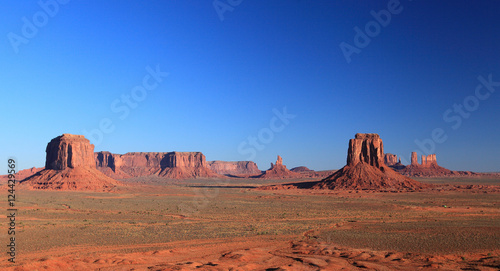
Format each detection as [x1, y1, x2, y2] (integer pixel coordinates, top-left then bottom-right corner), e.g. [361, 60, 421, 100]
[1, 177, 499, 270]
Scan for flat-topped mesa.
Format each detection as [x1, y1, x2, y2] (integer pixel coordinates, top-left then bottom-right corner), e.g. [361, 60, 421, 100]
[21, 134, 119, 191]
[95, 151, 120, 171]
[207, 161, 261, 175]
[421, 154, 437, 166]
[166, 152, 207, 168]
[384, 153, 398, 166]
[94, 151, 217, 179]
[411, 152, 419, 166]
[46, 134, 95, 170]
[347, 133, 384, 168]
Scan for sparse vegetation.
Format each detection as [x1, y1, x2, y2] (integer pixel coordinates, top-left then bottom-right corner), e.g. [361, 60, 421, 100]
[2, 177, 499, 257]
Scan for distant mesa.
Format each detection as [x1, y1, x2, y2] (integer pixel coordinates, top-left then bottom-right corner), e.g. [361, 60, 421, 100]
[257, 155, 301, 179]
[290, 166, 312, 173]
[384, 153, 405, 170]
[20, 134, 120, 191]
[393, 152, 478, 177]
[207, 161, 261, 176]
[384, 153, 398, 167]
[95, 151, 219, 179]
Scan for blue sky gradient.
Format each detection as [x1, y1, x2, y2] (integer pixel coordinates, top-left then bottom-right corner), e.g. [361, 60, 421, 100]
[2, 1, 499, 173]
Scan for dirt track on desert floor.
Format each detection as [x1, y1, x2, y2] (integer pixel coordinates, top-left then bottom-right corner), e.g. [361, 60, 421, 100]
[1, 235, 499, 270]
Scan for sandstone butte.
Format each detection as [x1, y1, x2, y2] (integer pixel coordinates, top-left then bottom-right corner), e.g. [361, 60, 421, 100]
[257, 155, 302, 179]
[206, 160, 261, 176]
[95, 151, 218, 179]
[20, 134, 120, 191]
[310, 133, 428, 191]
[392, 152, 478, 177]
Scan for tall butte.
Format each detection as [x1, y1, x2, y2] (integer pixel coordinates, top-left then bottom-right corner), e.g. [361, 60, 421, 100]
[20, 134, 119, 191]
[313, 133, 427, 190]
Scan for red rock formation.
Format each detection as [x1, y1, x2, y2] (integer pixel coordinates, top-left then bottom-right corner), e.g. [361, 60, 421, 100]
[94, 151, 131, 179]
[13, 167, 44, 179]
[45, 134, 96, 170]
[207, 161, 261, 175]
[311, 134, 427, 191]
[20, 134, 119, 191]
[276, 155, 283, 166]
[95, 151, 218, 179]
[347, 134, 384, 168]
[411, 152, 419, 166]
[0, 167, 44, 184]
[290, 166, 312, 173]
[158, 152, 217, 179]
[384, 153, 398, 166]
[396, 153, 477, 177]
[421, 154, 437, 166]
[258, 155, 301, 179]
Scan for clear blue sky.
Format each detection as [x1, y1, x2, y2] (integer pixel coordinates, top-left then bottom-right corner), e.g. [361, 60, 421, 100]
[1, 1, 499, 173]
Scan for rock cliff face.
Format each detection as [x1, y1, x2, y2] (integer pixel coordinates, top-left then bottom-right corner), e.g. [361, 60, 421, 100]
[45, 134, 95, 170]
[347, 133, 384, 168]
[312, 133, 427, 191]
[207, 161, 261, 176]
[421, 154, 437, 166]
[95, 151, 217, 179]
[258, 155, 301, 179]
[411, 152, 419, 166]
[20, 134, 119, 191]
[384, 153, 398, 166]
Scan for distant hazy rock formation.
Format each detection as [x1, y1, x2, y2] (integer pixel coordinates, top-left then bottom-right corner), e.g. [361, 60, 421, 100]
[95, 151, 218, 179]
[421, 154, 437, 166]
[258, 155, 301, 179]
[384, 153, 398, 166]
[311, 133, 427, 190]
[411, 151, 419, 166]
[20, 134, 119, 191]
[207, 161, 261, 175]
[290, 166, 312, 173]
[395, 153, 478, 177]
